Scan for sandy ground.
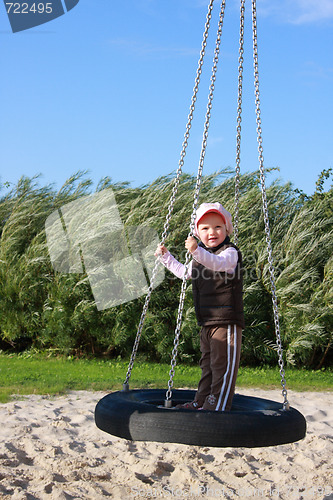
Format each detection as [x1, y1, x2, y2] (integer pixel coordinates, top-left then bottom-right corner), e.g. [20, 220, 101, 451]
[0, 388, 332, 499]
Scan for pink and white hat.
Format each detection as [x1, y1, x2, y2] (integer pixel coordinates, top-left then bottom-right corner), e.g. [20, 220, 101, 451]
[193, 202, 233, 237]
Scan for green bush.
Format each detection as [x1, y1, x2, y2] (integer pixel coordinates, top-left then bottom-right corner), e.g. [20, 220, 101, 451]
[0, 169, 332, 368]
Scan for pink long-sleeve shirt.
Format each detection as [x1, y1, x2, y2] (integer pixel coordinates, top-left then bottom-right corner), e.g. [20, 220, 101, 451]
[159, 245, 238, 279]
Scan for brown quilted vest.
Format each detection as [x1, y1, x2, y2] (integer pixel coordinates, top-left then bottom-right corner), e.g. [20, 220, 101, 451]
[191, 239, 245, 328]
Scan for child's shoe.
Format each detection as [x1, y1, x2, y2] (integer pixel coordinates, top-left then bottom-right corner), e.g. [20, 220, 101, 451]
[175, 401, 202, 410]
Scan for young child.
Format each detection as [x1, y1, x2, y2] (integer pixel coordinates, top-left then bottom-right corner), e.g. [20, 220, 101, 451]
[155, 202, 244, 411]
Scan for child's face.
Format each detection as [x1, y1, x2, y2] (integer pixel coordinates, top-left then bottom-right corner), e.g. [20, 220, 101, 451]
[197, 212, 227, 248]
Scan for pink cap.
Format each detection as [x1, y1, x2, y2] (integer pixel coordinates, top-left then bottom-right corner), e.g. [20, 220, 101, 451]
[194, 202, 233, 237]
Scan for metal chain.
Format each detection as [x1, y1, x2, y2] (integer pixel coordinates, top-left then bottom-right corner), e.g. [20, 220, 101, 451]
[165, 0, 227, 405]
[252, 0, 289, 410]
[123, 0, 216, 389]
[233, 0, 245, 247]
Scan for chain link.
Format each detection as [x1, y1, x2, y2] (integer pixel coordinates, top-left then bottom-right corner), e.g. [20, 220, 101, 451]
[233, 0, 245, 246]
[252, 0, 289, 410]
[123, 0, 216, 389]
[166, 0, 227, 404]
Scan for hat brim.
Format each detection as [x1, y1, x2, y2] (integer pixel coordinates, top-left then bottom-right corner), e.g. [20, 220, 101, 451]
[196, 209, 226, 227]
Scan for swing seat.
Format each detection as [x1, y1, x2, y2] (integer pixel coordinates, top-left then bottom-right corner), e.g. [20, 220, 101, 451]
[95, 389, 306, 448]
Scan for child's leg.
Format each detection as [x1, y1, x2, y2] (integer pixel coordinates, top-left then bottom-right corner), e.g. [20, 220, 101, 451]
[202, 325, 242, 411]
[176, 326, 211, 409]
[194, 326, 213, 406]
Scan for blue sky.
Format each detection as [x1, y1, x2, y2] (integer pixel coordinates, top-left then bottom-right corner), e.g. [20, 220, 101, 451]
[0, 0, 332, 196]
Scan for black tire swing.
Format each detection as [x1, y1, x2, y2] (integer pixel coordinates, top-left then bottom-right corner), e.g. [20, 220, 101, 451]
[95, 0, 306, 448]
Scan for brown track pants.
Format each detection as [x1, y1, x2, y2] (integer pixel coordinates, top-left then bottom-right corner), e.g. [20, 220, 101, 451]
[194, 325, 242, 411]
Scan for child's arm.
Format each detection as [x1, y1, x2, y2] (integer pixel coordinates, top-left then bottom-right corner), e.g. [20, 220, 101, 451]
[185, 237, 238, 273]
[155, 244, 192, 280]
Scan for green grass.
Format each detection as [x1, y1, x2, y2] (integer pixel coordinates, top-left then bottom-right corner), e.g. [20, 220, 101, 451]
[0, 352, 332, 403]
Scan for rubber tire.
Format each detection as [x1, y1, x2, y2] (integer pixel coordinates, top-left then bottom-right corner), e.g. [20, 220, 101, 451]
[95, 389, 306, 448]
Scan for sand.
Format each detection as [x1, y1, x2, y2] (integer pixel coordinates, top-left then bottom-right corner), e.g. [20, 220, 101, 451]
[0, 388, 332, 499]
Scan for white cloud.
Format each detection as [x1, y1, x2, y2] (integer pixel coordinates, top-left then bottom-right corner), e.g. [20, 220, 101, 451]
[300, 61, 333, 82]
[207, 135, 224, 146]
[257, 0, 333, 24]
